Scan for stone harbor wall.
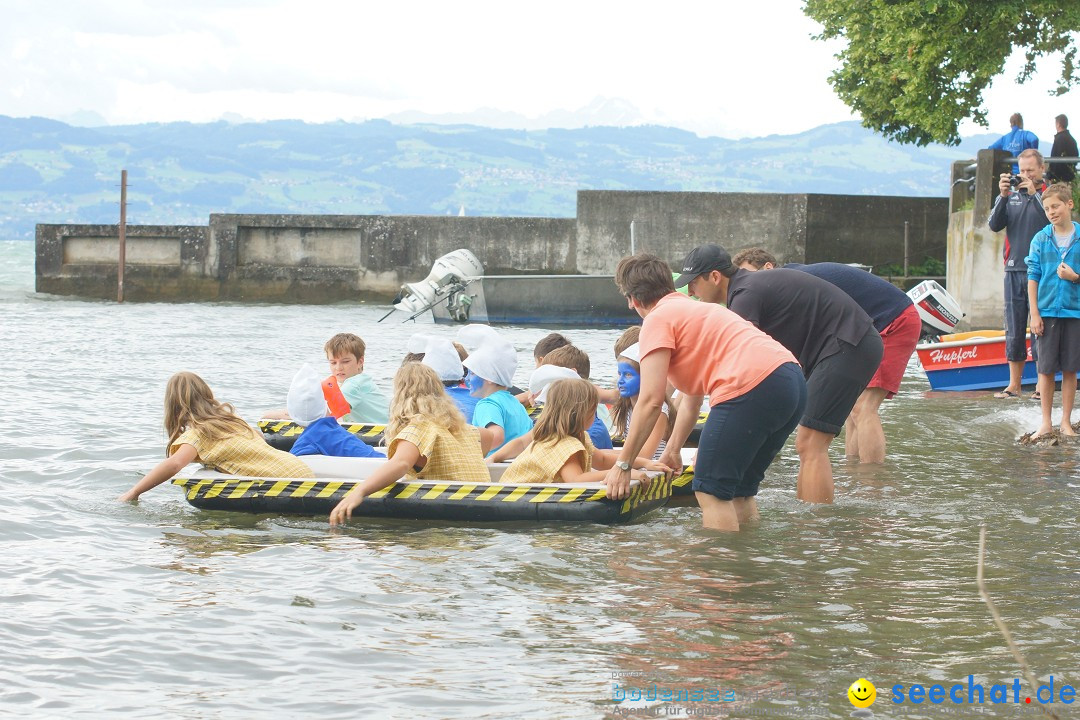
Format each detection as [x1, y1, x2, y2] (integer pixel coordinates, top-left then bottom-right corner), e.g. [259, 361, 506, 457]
[37, 190, 948, 303]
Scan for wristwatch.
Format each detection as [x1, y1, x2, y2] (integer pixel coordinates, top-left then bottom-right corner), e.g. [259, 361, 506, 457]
[615, 460, 632, 471]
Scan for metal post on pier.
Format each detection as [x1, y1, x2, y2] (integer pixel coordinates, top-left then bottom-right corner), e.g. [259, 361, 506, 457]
[118, 169, 127, 303]
[630, 219, 636, 255]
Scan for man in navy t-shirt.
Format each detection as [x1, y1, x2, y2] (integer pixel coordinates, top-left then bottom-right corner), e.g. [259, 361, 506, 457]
[674, 244, 883, 504]
[733, 248, 921, 465]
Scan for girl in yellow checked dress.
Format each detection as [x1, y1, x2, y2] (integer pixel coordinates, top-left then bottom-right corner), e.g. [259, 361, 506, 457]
[329, 363, 498, 525]
[118, 371, 314, 502]
[500, 378, 670, 484]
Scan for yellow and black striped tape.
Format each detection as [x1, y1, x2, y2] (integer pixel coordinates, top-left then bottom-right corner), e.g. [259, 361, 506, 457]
[258, 419, 385, 439]
[672, 466, 694, 493]
[172, 474, 672, 515]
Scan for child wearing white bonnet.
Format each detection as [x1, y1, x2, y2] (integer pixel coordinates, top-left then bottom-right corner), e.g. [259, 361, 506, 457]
[456, 324, 532, 455]
[409, 333, 479, 419]
[285, 364, 385, 459]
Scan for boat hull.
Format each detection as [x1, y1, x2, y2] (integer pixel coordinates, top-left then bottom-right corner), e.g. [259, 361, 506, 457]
[915, 330, 1058, 391]
[430, 274, 638, 326]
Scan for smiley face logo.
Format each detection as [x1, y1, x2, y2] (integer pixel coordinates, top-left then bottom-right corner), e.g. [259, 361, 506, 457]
[848, 678, 876, 708]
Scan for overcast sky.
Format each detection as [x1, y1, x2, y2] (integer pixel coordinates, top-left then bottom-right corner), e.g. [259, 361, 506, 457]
[2, 0, 1077, 140]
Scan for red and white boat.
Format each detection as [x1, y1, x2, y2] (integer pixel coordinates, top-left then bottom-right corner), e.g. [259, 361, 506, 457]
[908, 280, 1057, 391]
[915, 329, 1041, 392]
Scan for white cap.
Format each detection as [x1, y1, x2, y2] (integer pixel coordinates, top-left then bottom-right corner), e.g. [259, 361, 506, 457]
[618, 342, 641, 364]
[410, 333, 464, 382]
[286, 363, 329, 427]
[458, 324, 518, 387]
[529, 365, 580, 404]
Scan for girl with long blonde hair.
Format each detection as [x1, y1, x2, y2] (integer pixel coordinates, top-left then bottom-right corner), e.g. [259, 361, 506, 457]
[329, 363, 498, 525]
[501, 378, 669, 484]
[118, 371, 314, 501]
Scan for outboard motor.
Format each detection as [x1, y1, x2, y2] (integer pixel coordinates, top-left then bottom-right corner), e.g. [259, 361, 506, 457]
[394, 249, 484, 316]
[907, 280, 964, 341]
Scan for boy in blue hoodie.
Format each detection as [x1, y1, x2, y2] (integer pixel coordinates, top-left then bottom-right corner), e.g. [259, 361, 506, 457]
[1027, 183, 1080, 439]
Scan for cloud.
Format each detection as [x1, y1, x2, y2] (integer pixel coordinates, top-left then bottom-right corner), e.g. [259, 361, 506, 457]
[3, 0, 1074, 139]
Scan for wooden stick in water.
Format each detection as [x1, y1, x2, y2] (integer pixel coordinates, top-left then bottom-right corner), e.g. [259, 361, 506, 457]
[977, 525, 1060, 720]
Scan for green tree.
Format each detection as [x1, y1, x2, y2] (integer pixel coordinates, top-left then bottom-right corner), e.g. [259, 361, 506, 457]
[803, 1, 1080, 145]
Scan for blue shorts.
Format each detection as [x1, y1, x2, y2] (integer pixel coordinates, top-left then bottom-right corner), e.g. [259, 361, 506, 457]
[1004, 272, 1038, 363]
[693, 362, 807, 501]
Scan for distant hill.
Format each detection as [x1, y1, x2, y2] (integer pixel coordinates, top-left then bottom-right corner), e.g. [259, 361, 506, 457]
[0, 115, 996, 240]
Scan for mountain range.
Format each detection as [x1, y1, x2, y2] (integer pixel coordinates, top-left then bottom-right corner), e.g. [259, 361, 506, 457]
[0, 115, 997, 240]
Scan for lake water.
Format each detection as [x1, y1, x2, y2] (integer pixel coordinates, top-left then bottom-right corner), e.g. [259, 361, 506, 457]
[1, 238, 1077, 719]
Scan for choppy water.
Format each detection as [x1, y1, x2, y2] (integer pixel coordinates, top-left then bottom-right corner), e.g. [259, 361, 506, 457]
[1, 238, 1078, 719]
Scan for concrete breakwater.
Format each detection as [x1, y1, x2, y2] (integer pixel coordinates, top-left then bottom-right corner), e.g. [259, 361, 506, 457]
[36, 189, 947, 304]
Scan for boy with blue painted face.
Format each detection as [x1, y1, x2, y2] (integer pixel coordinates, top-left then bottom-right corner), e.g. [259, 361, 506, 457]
[458, 325, 532, 455]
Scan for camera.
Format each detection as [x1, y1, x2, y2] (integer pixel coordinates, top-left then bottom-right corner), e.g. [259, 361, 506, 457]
[1009, 175, 1023, 187]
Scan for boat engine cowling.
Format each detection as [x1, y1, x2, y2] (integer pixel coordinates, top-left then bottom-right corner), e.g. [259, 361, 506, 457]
[394, 249, 484, 315]
[907, 280, 964, 339]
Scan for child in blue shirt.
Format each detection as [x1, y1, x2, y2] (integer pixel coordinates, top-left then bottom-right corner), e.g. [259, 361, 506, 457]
[408, 333, 480, 420]
[1026, 183, 1080, 439]
[458, 324, 532, 455]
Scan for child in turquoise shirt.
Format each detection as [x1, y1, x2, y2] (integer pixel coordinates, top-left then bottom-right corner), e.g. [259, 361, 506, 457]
[458, 324, 531, 455]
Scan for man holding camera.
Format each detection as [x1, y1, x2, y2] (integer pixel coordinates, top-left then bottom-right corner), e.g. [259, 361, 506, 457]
[988, 147, 1049, 398]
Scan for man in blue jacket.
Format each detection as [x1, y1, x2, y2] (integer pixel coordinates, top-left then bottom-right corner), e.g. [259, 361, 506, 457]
[988, 148, 1049, 398]
[989, 113, 1040, 173]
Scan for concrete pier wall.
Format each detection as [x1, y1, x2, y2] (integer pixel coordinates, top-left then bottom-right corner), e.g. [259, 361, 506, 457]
[946, 149, 1016, 330]
[36, 190, 948, 303]
[208, 214, 577, 302]
[36, 223, 212, 300]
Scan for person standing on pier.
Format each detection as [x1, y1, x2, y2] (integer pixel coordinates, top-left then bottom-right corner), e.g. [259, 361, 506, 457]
[988, 148, 1049, 399]
[1046, 114, 1077, 186]
[989, 113, 1039, 174]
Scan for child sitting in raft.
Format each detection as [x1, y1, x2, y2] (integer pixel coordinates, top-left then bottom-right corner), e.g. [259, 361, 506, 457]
[515, 332, 573, 407]
[541, 344, 614, 450]
[487, 364, 578, 462]
[610, 342, 676, 461]
[457, 324, 532, 455]
[328, 363, 497, 525]
[263, 332, 390, 424]
[499, 378, 670, 484]
[285, 364, 385, 459]
[118, 371, 314, 501]
[404, 334, 481, 420]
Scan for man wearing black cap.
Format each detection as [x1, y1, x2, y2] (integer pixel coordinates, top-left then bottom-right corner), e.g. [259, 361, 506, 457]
[674, 244, 883, 504]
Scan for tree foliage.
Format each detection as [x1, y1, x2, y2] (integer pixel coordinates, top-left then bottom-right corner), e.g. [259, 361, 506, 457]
[803, 1, 1080, 145]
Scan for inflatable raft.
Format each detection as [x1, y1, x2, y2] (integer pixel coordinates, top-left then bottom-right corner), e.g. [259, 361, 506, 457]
[170, 456, 672, 524]
[258, 409, 708, 451]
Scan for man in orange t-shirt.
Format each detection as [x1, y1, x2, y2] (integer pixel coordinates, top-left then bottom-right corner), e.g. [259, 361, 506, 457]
[603, 253, 807, 531]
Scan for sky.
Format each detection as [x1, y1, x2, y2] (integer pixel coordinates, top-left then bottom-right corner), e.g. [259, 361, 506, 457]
[2, 0, 1078, 141]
